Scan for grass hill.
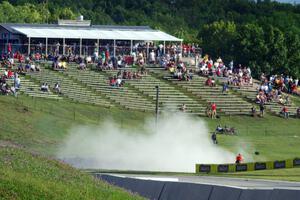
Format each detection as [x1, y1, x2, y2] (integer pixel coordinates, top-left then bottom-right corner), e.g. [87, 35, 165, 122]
[0, 95, 149, 199]
[0, 147, 143, 200]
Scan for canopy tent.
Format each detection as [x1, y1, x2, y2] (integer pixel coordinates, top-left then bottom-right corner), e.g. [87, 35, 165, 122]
[10, 26, 182, 42]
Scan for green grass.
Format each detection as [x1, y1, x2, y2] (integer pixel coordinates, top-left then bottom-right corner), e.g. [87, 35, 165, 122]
[204, 114, 300, 162]
[0, 147, 144, 200]
[0, 95, 152, 155]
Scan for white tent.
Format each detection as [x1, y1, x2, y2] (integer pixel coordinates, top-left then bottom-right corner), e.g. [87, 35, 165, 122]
[12, 26, 182, 42]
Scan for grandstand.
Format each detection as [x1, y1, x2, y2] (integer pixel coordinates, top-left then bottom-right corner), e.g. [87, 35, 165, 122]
[2, 61, 298, 118]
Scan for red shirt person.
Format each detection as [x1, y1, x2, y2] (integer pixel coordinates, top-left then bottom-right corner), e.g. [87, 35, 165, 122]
[235, 153, 243, 164]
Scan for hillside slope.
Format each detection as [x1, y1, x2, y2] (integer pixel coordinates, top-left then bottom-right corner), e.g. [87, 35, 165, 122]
[0, 146, 143, 200]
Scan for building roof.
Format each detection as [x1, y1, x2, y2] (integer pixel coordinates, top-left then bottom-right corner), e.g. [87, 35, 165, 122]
[0, 23, 182, 42]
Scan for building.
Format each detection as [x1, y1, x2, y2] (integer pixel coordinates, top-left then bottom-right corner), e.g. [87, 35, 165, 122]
[0, 17, 182, 57]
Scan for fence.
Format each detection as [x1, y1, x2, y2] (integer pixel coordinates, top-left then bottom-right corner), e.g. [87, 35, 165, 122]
[195, 158, 300, 173]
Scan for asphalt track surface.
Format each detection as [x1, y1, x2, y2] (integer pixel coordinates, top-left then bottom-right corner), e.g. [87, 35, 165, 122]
[105, 174, 300, 190]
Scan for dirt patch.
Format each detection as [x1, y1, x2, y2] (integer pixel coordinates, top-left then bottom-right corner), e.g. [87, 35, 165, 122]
[0, 140, 24, 149]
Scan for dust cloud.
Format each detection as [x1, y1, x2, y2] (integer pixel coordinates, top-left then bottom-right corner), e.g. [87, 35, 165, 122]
[57, 113, 235, 172]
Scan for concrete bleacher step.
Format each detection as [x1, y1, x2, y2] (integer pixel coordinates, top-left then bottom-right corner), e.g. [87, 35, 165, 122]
[28, 66, 113, 108]
[60, 67, 156, 112]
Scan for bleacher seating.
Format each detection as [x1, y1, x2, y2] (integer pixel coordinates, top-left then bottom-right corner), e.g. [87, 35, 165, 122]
[60, 64, 156, 112]
[151, 68, 254, 115]
[27, 66, 112, 107]
[103, 68, 206, 116]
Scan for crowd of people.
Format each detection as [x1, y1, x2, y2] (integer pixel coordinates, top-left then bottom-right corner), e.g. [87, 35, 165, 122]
[256, 74, 299, 106]
[196, 56, 253, 86]
[109, 69, 145, 88]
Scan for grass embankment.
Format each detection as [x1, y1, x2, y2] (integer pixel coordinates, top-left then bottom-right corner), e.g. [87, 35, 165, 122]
[0, 147, 143, 200]
[0, 96, 150, 199]
[0, 95, 152, 155]
[205, 114, 300, 162]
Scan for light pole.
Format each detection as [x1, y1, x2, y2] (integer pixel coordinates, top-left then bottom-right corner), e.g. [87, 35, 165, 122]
[155, 85, 159, 126]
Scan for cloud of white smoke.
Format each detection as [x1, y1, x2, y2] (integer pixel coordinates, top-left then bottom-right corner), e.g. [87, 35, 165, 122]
[57, 113, 235, 172]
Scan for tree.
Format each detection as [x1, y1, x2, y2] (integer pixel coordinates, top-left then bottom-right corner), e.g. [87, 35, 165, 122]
[285, 31, 300, 77]
[264, 26, 288, 75]
[235, 23, 268, 77]
[198, 20, 237, 62]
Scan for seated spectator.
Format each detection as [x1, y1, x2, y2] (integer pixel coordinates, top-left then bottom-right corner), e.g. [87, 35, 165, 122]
[116, 77, 123, 87]
[206, 103, 212, 118]
[109, 77, 117, 87]
[7, 70, 13, 79]
[216, 124, 223, 133]
[30, 63, 36, 71]
[53, 82, 61, 94]
[251, 106, 257, 117]
[41, 83, 49, 92]
[35, 64, 41, 72]
[280, 106, 289, 119]
[79, 62, 86, 70]
[3, 69, 8, 78]
[133, 72, 141, 79]
[180, 103, 186, 112]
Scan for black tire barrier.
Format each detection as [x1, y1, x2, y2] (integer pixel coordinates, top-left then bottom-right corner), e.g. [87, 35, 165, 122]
[96, 175, 300, 200]
[196, 158, 300, 173]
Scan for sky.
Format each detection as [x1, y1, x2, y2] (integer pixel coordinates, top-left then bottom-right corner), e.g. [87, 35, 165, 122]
[276, 0, 300, 3]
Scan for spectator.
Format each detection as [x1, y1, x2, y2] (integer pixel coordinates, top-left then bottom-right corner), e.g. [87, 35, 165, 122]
[222, 82, 228, 94]
[251, 106, 257, 117]
[41, 83, 49, 92]
[14, 76, 21, 89]
[281, 106, 289, 119]
[180, 103, 186, 112]
[79, 62, 86, 70]
[206, 103, 212, 118]
[53, 82, 61, 94]
[297, 107, 300, 118]
[235, 153, 243, 164]
[211, 132, 217, 144]
[259, 101, 265, 117]
[211, 102, 217, 119]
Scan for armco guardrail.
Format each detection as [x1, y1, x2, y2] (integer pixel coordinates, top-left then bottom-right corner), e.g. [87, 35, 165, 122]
[97, 175, 300, 200]
[195, 158, 300, 173]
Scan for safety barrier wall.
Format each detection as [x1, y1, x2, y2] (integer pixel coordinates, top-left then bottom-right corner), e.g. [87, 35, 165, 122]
[195, 158, 300, 173]
[97, 175, 300, 200]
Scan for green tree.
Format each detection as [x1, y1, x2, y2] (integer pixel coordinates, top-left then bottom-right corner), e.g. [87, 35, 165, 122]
[285, 31, 300, 77]
[198, 20, 237, 62]
[235, 23, 268, 77]
[265, 26, 288, 75]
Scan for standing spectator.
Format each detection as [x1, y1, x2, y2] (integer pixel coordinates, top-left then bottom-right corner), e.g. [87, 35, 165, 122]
[235, 153, 243, 164]
[222, 82, 228, 94]
[297, 107, 300, 118]
[259, 101, 265, 117]
[251, 106, 257, 117]
[211, 102, 217, 119]
[211, 132, 217, 144]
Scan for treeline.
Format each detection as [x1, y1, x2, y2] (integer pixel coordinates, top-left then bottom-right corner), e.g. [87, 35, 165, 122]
[0, 0, 300, 77]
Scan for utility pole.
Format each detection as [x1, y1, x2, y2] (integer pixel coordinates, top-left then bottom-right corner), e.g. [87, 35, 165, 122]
[155, 85, 159, 127]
